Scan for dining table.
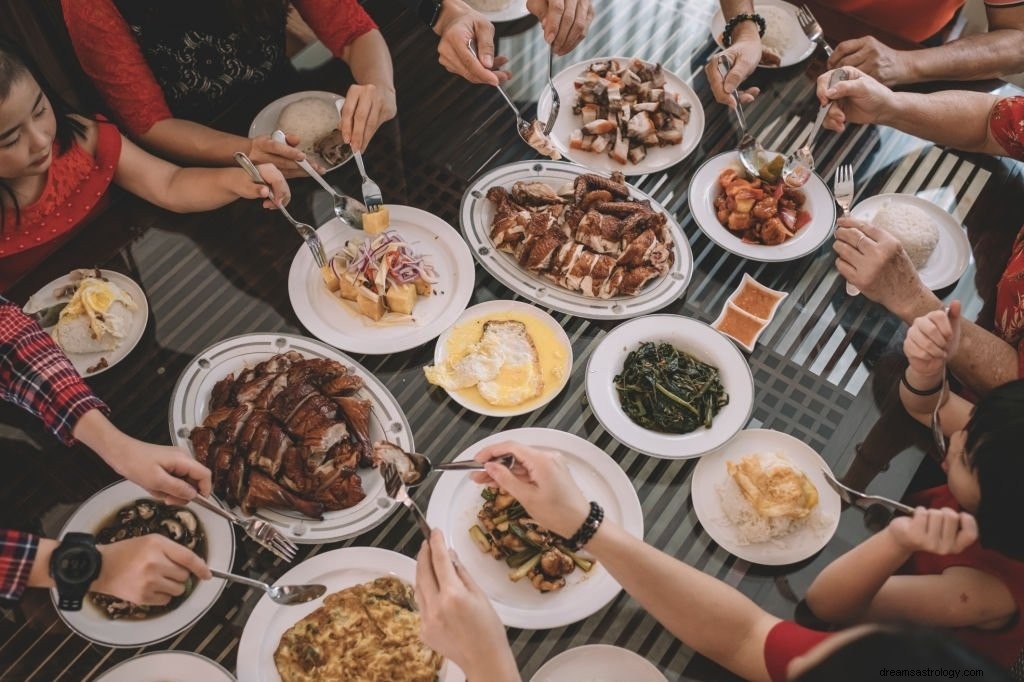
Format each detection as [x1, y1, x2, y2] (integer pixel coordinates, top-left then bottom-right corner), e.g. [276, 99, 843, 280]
[2, 0, 1023, 680]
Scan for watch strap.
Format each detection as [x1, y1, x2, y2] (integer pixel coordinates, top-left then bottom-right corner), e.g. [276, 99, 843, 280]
[418, 0, 444, 29]
[51, 532, 101, 612]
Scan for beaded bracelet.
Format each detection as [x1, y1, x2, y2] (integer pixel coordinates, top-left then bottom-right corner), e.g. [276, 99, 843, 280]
[565, 501, 604, 551]
[723, 12, 766, 47]
[901, 368, 943, 396]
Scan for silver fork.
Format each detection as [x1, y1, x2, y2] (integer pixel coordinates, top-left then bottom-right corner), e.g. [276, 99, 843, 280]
[797, 4, 833, 57]
[820, 467, 915, 515]
[832, 164, 859, 296]
[352, 152, 383, 213]
[234, 152, 328, 270]
[380, 461, 432, 540]
[544, 48, 561, 134]
[190, 495, 298, 562]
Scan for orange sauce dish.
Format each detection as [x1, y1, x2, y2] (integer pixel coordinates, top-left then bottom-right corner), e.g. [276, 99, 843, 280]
[715, 304, 764, 349]
[733, 280, 783, 319]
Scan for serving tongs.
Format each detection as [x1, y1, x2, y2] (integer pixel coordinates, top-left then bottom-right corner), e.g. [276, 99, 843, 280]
[190, 495, 298, 563]
[820, 468, 915, 516]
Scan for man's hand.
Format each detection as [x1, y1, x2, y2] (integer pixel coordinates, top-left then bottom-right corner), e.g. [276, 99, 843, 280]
[830, 35, 913, 87]
[705, 27, 762, 107]
[815, 66, 896, 132]
[435, 1, 511, 85]
[92, 534, 211, 606]
[526, 0, 594, 55]
[339, 83, 397, 153]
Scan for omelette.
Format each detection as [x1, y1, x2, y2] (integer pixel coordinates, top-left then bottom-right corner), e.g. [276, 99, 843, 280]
[726, 452, 819, 519]
[424, 319, 543, 407]
[274, 576, 443, 682]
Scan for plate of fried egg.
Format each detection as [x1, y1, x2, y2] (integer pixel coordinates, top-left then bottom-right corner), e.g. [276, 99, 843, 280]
[691, 429, 840, 565]
[423, 300, 573, 417]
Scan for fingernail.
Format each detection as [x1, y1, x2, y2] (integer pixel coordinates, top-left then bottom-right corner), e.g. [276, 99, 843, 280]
[483, 55, 493, 68]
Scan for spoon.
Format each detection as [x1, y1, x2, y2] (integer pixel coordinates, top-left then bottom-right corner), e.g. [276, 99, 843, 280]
[271, 129, 366, 228]
[375, 443, 517, 487]
[715, 54, 769, 181]
[210, 568, 326, 605]
[780, 68, 849, 187]
[467, 39, 535, 148]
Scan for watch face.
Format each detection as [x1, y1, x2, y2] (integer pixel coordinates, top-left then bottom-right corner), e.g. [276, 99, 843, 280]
[57, 547, 100, 584]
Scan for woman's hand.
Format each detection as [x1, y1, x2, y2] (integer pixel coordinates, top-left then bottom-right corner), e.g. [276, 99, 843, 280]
[526, 0, 594, 55]
[104, 439, 212, 506]
[435, 2, 511, 85]
[829, 36, 913, 87]
[339, 83, 397, 153]
[416, 530, 520, 682]
[92, 534, 211, 605]
[887, 507, 977, 555]
[247, 133, 315, 178]
[816, 66, 897, 132]
[704, 29, 762, 107]
[904, 302, 962, 378]
[471, 442, 589, 538]
[232, 163, 291, 210]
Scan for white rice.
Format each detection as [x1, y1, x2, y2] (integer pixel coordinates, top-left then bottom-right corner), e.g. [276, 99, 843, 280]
[465, 0, 512, 10]
[53, 301, 133, 354]
[758, 4, 796, 55]
[716, 476, 805, 545]
[276, 97, 339, 156]
[872, 199, 939, 269]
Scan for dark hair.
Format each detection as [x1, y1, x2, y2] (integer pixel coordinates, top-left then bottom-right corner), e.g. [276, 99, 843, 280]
[963, 378, 1024, 558]
[0, 37, 86, 229]
[794, 625, 1014, 682]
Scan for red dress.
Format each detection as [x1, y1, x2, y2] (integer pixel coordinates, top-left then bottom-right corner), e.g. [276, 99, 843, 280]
[905, 485, 1024, 670]
[0, 119, 122, 293]
[824, 0, 1018, 44]
[763, 620, 834, 682]
[990, 96, 1024, 377]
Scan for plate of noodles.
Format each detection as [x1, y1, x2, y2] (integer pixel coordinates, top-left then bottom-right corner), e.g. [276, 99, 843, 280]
[691, 429, 840, 565]
[710, 0, 816, 69]
[249, 90, 352, 172]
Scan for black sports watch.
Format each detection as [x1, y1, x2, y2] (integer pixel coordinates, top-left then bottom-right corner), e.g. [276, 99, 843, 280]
[418, 0, 444, 29]
[50, 532, 102, 611]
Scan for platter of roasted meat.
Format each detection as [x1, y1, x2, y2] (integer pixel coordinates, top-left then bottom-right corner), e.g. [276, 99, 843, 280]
[169, 333, 414, 544]
[688, 151, 836, 262]
[536, 57, 705, 175]
[460, 160, 692, 319]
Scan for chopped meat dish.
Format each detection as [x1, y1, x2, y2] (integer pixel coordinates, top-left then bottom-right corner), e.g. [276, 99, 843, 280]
[570, 58, 689, 165]
[188, 351, 375, 519]
[486, 172, 676, 298]
[714, 168, 812, 246]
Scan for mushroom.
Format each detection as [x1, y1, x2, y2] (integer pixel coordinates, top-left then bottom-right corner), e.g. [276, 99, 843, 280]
[136, 501, 157, 520]
[159, 518, 185, 543]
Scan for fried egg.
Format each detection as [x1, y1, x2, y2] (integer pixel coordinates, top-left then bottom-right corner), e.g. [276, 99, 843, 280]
[54, 277, 136, 354]
[424, 320, 543, 407]
[726, 452, 819, 519]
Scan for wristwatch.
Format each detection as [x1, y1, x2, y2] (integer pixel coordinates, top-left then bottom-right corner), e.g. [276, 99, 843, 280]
[50, 532, 102, 611]
[418, 0, 444, 29]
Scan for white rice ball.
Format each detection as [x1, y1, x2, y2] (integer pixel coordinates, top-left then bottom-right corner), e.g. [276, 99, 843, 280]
[873, 199, 939, 269]
[276, 97, 339, 156]
[53, 301, 133, 354]
[758, 4, 796, 56]
[465, 0, 512, 10]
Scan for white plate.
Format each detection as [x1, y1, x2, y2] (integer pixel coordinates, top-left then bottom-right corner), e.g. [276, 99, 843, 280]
[850, 193, 971, 291]
[461, 160, 692, 319]
[425, 428, 644, 629]
[530, 644, 668, 682]
[167, 333, 412, 544]
[536, 57, 706, 175]
[586, 315, 754, 459]
[688, 151, 836, 262]
[691, 429, 841, 565]
[237, 547, 465, 682]
[94, 651, 235, 682]
[52, 480, 235, 648]
[249, 90, 352, 171]
[429, 300, 573, 417]
[468, 0, 530, 22]
[22, 270, 148, 377]
[288, 207, 476, 354]
[710, 0, 816, 69]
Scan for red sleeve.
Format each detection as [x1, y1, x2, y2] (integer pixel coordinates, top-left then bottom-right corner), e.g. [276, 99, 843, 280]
[60, 0, 173, 136]
[292, 0, 378, 58]
[763, 621, 834, 682]
[989, 96, 1024, 161]
[0, 530, 39, 602]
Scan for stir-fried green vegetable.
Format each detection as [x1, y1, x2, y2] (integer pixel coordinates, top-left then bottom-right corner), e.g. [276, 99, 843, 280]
[614, 342, 729, 433]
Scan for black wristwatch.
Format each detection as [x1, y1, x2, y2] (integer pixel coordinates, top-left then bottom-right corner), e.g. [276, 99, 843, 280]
[418, 0, 444, 29]
[50, 532, 102, 611]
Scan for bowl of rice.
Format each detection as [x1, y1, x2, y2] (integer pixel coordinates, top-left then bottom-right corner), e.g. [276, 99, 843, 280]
[248, 90, 352, 172]
[466, 0, 529, 21]
[710, 0, 815, 68]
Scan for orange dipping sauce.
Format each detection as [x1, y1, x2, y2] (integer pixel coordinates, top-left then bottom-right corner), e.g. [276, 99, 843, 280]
[715, 305, 764, 348]
[733, 281, 782, 320]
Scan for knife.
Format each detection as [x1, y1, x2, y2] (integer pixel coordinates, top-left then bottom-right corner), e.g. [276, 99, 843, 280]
[25, 301, 69, 328]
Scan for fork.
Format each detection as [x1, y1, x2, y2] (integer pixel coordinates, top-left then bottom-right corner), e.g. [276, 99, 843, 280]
[190, 495, 298, 563]
[234, 152, 328, 270]
[797, 4, 833, 57]
[352, 151, 383, 213]
[468, 39, 534, 147]
[381, 462, 432, 540]
[931, 368, 949, 462]
[831, 164, 859, 296]
[544, 48, 561, 134]
[820, 467, 915, 516]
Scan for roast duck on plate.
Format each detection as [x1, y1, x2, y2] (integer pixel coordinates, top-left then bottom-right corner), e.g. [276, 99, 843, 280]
[487, 172, 675, 298]
[188, 351, 374, 520]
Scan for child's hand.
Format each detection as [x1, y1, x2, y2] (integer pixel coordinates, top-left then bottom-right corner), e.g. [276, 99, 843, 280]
[887, 507, 977, 555]
[904, 301, 962, 378]
[237, 163, 291, 209]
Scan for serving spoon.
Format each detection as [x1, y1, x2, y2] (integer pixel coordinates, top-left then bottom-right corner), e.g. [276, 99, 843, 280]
[715, 54, 769, 181]
[780, 68, 849, 187]
[210, 568, 326, 605]
[271, 129, 366, 228]
[374, 443, 517, 487]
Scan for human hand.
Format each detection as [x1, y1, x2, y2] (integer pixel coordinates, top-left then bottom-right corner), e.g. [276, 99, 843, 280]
[526, 0, 594, 55]
[833, 217, 930, 319]
[104, 438, 212, 505]
[232, 163, 291, 210]
[704, 31, 762, 107]
[887, 507, 977, 555]
[471, 442, 589, 538]
[339, 83, 397, 153]
[816, 66, 897, 132]
[247, 133, 317, 178]
[436, 3, 511, 86]
[904, 301, 962, 377]
[92, 534, 211, 606]
[829, 35, 913, 87]
[416, 530, 520, 681]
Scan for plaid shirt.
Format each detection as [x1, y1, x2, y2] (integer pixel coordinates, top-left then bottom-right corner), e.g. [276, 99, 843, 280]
[0, 296, 108, 601]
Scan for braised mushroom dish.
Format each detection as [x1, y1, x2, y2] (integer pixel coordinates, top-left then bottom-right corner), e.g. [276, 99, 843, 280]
[714, 168, 812, 246]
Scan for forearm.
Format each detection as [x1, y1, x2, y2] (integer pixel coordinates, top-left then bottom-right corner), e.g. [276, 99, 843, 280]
[26, 538, 57, 590]
[138, 118, 252, 166]
[587, 522, 774, 681]
[721, 0, 754, 15]
[949, 319, 1020, 396]
[805, 530, 909, 624]
[71, 409, 134, 472]
[879, 91, 1002, 155]
[156, 167, 255, 212]
[343, 30, 395, 95]
[901, 31, 1024, 84]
